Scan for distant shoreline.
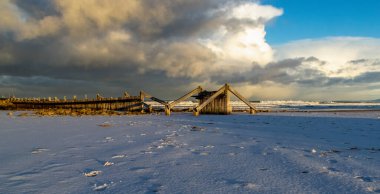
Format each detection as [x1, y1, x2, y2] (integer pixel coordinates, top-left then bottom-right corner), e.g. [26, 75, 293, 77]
[270, 109, 380, 113]
[1, 109, 380, 118]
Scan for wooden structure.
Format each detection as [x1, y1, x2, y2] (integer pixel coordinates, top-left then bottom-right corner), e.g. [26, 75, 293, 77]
[165, 84, 256, 116]
[164, 86, 203, 116]
[6, 83, 256, 116]
[194, 90, 231, 115]
[9, 91, 166, 113]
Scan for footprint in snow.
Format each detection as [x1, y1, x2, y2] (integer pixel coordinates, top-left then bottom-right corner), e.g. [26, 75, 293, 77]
[321, 167, 339, 173]
[347, 147, 359, 151]
[367, 187, 380, 193]
[94, 159, 114, 166]
[354, 176, 373, 182]
[259, 168, 268, 171]
[111, 154, 126, 159]
[98, 122, 112, 128]
[130, 167, 152, 173]
[244, 182, 259, 190]
[9, 169, 42, 182]
[200, 152, 210, 156]
[31, 148, 49, 154]
[303, 154, 313, 158]
[190, 148, 199, 153]
[84, 170, 102, 177]
[145, 183, 163, 194]
[221, 179, 259, 190]
[230, 145, 245, 149]
[326, 167, 339, 172]
[93, 183, 108, 191]
[366, 147, 380, 153]
[104, 161, 114, 166]
[190, 126, 205, 132]
[103, 137, 114, 143]
[202, 145, 214, 149]
[328, 159, 338, 164]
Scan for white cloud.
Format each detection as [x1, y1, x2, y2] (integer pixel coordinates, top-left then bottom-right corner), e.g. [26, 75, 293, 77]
[274, 37, 380, 78]
[202, 2, 283, 74]
[231, 3, 283, 21]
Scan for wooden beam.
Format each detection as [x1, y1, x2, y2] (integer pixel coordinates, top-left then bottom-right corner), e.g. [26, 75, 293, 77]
[168, 86, 202, 109]
[140, 91, 151, 98]
[142, 102, 152, 113]
[227, 84, 256, 112]
[151, 97, 167, 105]
[164, 105, 171, 116]
[140, 91, 167, 105]
[194, 85, 226, 114]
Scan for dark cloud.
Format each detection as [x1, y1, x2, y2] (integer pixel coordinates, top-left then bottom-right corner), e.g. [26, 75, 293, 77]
[348, 59, 380, 66]
[212, 57, 380, 89]
[1, 0, 379, 100]
[0, 0, 284, 98]
[347, 72, 380, 84]
[212, 57, 323, 84]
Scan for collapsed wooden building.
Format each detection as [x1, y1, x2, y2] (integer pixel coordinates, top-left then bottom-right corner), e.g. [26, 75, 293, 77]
[164, 84, 256, 116]
[6, 84, 256, 116]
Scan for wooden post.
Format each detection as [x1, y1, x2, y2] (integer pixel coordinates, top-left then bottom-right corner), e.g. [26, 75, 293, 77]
[224, 84, 230, 114]
[227, 84, 257, 114]
[148, 105, 153, 113]
[165, 105, 171, 116]
[140, 91, 144, 113]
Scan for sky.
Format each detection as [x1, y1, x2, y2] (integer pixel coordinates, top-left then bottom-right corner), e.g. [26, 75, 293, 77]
[263, 0, 380, 44]
[0, 0, 379, 101]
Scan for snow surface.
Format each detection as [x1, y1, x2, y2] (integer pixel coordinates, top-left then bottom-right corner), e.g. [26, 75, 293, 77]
[0, 111, 379, 193]
[146, 101, 380, 111]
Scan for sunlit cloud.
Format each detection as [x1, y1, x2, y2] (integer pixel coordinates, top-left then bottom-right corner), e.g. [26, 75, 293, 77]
[0, 0, 379, 100]
[274, 37, 380, 77]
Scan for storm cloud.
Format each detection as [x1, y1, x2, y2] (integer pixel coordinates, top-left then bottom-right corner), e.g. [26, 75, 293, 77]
[0, 1, 379, 100]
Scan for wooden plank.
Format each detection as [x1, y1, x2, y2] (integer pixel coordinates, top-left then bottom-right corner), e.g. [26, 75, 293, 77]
[168, 86, 202, 109]
[194, 85, 226, 113]
[227, 85, 256, 111]
[141, 91, 167, 105]
[151, 97, 167, 105]
[225, 88, 230, 114]
[140, 91, 151, 98]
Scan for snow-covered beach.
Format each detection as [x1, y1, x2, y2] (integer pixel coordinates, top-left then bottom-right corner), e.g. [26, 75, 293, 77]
[0, 111, 379, 193]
